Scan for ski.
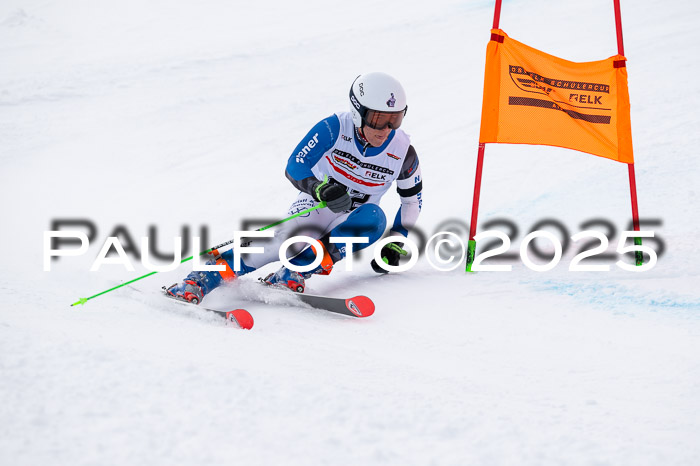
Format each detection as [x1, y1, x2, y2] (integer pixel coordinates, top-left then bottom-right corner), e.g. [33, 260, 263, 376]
[162, 287, 254, 329]
[251, 271, 375, 317]
[262, 289, 375, 318]
[295, 293, 374, 318]
[252, 278, 375, 318]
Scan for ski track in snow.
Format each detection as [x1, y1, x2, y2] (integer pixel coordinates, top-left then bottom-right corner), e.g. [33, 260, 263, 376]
[2, 0, 699, 465]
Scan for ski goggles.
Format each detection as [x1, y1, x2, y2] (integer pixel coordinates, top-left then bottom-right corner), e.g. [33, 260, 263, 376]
[363, 108, 407, 130]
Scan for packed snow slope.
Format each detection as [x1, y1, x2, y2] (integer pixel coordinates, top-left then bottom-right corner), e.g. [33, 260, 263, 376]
[1, 0, 699, 465]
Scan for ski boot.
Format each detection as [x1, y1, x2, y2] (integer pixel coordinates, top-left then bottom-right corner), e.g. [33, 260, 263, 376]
[262, 260, 333, 293]
[262, 267, 307, 293]
[165, 251, 239, 304]
[165, 279, 205, 304]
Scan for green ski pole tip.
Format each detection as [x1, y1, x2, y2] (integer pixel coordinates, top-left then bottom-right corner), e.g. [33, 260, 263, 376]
[71, 298, 88, 306]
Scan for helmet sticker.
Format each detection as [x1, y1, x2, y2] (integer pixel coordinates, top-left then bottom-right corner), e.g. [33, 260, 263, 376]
[349, 72, 406, 128]
[350, 94, 361, 110]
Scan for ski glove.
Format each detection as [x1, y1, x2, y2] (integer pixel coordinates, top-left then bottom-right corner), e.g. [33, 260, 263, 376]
[313, 177, 352, 213]
[370, 241, 408, 273]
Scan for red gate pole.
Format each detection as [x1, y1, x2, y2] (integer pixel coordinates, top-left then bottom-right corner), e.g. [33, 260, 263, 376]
[466, 0, 503, 272]
[614, 0, 643, 265]
[492, 0, 502, 29]
[466, 143, 486, 271]
[614, 0, 625, 56]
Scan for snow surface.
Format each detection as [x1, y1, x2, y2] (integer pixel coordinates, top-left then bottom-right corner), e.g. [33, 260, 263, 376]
[1, 0, 699, 465]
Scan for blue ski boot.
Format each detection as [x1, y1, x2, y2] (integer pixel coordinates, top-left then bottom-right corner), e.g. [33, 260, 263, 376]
[262, 260, 333, 293]
[164, 264, 228, 304]
[165, 249, 253, 304]
[262, 267, 307, 293]
[165, 278, 206, 304]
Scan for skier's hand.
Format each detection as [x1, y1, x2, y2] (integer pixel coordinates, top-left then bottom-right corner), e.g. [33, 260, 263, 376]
[370, 241, 408, 273]
[313, 177, 352, 213]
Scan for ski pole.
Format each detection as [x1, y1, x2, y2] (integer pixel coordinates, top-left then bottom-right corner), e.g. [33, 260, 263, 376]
[70, 201, 327, 306]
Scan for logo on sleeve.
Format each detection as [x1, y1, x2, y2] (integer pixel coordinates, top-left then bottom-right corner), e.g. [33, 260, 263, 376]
[406, 158, 418, 176]
[296, 133, 320, 163]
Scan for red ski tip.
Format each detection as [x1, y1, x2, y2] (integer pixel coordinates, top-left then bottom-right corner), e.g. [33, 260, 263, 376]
[226, 309, 254, 330]
[345, 296, 375, 318]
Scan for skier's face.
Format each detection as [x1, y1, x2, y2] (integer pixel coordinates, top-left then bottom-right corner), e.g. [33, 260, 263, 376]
[362, 125, 392, 147]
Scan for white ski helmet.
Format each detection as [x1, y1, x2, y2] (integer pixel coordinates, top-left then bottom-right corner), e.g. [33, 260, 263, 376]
[349, 72, 407, 130]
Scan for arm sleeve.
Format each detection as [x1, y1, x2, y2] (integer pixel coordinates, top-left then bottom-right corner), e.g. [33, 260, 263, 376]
[285, 115, 340, 196]
[391, 145, 423, 237]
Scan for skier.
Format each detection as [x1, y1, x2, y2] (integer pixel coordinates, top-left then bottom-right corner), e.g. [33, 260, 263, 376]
[166, 71, 423, 304]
